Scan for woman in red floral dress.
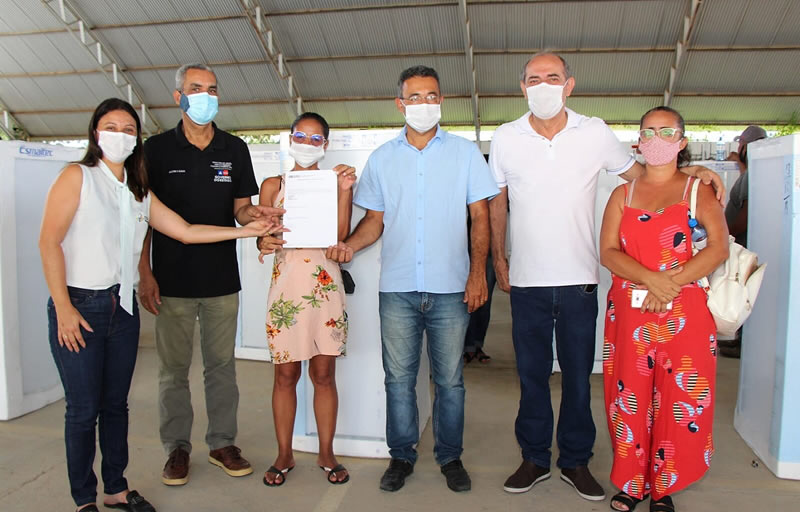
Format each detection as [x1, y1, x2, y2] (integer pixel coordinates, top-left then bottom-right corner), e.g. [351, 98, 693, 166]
[257, 113, 356, 486]
[599, 107, 729, 512]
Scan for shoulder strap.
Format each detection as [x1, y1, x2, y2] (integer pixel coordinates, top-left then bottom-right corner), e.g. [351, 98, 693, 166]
[625, 179, 636, 207]
[682, 175, 693, 200]
[689, 178, 700, 220]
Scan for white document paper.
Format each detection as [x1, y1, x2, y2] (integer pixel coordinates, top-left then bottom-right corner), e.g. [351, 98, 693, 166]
[282, 170, 338, 248]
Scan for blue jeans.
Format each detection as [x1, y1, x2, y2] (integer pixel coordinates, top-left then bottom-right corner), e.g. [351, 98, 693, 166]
[510, 285, 598, 469]
[48, 285, 140, 507]
[379, 292, 469, 466]
[464, 253, 497, 353]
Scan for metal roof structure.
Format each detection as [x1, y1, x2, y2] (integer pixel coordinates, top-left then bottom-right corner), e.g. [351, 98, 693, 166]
[0, 0, 798, 140]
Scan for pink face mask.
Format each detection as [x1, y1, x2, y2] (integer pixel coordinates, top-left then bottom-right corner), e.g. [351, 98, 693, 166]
[638, 136, 683, 166]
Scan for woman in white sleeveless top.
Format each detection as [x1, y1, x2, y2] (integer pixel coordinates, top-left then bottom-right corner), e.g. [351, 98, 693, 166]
[39, 98, 277, 512]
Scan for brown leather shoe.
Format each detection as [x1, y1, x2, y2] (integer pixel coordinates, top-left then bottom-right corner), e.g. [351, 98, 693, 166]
[503, 460, 551, 493]
[560, 465, 606, 501]
[208, 445, 253, 477]
[162, 447, 190, 486]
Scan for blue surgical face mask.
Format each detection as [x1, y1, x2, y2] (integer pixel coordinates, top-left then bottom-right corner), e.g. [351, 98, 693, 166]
[179, 92, 219, 125]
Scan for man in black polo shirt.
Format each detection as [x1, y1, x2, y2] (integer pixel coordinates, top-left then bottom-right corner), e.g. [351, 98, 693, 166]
[138, 63, 280, 486]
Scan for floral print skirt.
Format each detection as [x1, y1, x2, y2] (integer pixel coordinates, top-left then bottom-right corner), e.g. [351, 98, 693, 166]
[266, 247, 347, 363]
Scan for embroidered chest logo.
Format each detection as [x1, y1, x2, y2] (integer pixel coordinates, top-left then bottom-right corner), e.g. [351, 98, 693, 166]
[211, 161, 233, 183]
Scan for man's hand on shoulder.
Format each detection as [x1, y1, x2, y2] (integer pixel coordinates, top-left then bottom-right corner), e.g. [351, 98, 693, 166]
[684, 165, 726, 204]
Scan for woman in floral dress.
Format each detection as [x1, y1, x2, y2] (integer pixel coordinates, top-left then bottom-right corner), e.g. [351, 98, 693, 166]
[257, 113, 356, 486]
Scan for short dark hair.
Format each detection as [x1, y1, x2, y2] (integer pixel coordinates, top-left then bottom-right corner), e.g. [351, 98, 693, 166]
[640, 106, 690, 168]
[290, 112, 329, 139]
[397, 65, 440, 98]
[77, 98, 148, 201]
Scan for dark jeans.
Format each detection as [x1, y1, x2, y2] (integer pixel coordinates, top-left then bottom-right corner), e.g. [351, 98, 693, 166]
[48, 285, 140, 507]
[510, 285, 598, 469]
[464, 253, 497, 353]
[379, 292, 470, 466]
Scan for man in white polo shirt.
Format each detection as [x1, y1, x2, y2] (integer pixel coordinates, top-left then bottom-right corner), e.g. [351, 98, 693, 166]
[489, 52, 721, 502]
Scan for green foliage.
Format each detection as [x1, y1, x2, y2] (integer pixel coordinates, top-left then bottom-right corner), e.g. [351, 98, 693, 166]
[236, 133, 280, 144]
[774, 112, 800, 137]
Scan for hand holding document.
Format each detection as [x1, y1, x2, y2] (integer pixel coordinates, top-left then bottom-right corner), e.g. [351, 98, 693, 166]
[282, 170, 338, 248]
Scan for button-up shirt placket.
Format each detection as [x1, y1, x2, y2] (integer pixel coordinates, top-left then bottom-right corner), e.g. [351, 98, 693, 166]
[414, 147, 426, 291]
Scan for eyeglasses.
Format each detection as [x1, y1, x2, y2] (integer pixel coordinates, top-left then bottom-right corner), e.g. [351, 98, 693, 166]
[400, 93, 440, 105]
[639, 127, 683, 141]
[291, 131, 327, 147]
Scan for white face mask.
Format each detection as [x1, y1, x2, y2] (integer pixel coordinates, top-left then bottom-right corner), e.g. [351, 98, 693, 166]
[97, 130, 137, 163]
[404, 103, 441, 133]
[526, 83, 565, 120]
[288, 141, 325, 168]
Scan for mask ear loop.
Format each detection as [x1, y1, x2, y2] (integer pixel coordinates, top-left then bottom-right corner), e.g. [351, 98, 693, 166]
[179, 93, 190, 112]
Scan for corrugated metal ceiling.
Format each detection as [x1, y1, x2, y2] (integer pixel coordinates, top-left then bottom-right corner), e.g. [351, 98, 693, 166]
[0, 0, 797, 138]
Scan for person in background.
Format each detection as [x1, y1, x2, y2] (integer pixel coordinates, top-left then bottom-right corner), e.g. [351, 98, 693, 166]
[327, 65, 499, 493]
[137, 63, 279, 487]
[463, 251, 495, 365]
[725, 125, 766, 249]
[599, 106, 728, 512]
[256, 112, 355, 486]
[39, 98, 274, 512]
[721, 125, 767, 359]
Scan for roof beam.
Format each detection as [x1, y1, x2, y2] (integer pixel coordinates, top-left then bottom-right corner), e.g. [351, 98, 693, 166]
[0, 97, 30, 140]
[0, 15, 248, 37]
[39, 0, 162, 135]
[5, 45, 797, 80]
[262, 0, 667, 17]
[29, 115, 800, 140]
[458, 0, 480, 142]
[664, 0, 703, 106]
[10, 90, 800, 116]
[264, 1, 456, 17]
[238, 0, 302, 117]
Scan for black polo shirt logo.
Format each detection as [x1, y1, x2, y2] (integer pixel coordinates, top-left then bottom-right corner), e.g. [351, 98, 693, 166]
[211, 160, 233, 183]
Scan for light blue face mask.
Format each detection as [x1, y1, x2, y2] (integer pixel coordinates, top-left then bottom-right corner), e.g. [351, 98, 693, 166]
[179, 92, 219, 125]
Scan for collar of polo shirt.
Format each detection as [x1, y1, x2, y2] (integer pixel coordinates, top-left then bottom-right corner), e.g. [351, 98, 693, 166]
[516, 108, 584, 139]
[174, 120, 226, 150]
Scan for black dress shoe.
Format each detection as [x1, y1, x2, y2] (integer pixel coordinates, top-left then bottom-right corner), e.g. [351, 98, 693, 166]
[104, 491, 156, 512]
[379, 459, 414, 492]
[441, 459, 471, 492]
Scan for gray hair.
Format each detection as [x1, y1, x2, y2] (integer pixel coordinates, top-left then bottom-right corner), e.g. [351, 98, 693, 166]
[175, 63, 217, 91]
[519, 52, 572, 82]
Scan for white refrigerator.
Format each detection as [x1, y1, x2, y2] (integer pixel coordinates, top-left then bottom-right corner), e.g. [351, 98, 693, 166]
[734, 134, 800, 480]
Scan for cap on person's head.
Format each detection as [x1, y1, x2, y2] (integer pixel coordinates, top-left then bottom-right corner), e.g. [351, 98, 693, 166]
[734, 125, 767, 144]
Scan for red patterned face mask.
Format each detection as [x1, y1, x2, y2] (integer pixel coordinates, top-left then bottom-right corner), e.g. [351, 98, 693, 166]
[638, 136, 683, 166]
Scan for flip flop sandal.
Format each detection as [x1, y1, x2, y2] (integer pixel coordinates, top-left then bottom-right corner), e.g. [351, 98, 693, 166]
[475, 349, 491, 363]
[611, 491, 646, 511]
[650, 495, 675, 512]
[463, 352, 476, 364]
[262, 465, 294, 487]
[320, 464, 350, 484]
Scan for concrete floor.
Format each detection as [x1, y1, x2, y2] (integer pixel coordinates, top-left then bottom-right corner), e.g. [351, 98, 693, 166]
[2, 295, 799, 511]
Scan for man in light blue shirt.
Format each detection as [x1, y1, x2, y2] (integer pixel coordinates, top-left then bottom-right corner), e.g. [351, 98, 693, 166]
[327, 65, 498, 493]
